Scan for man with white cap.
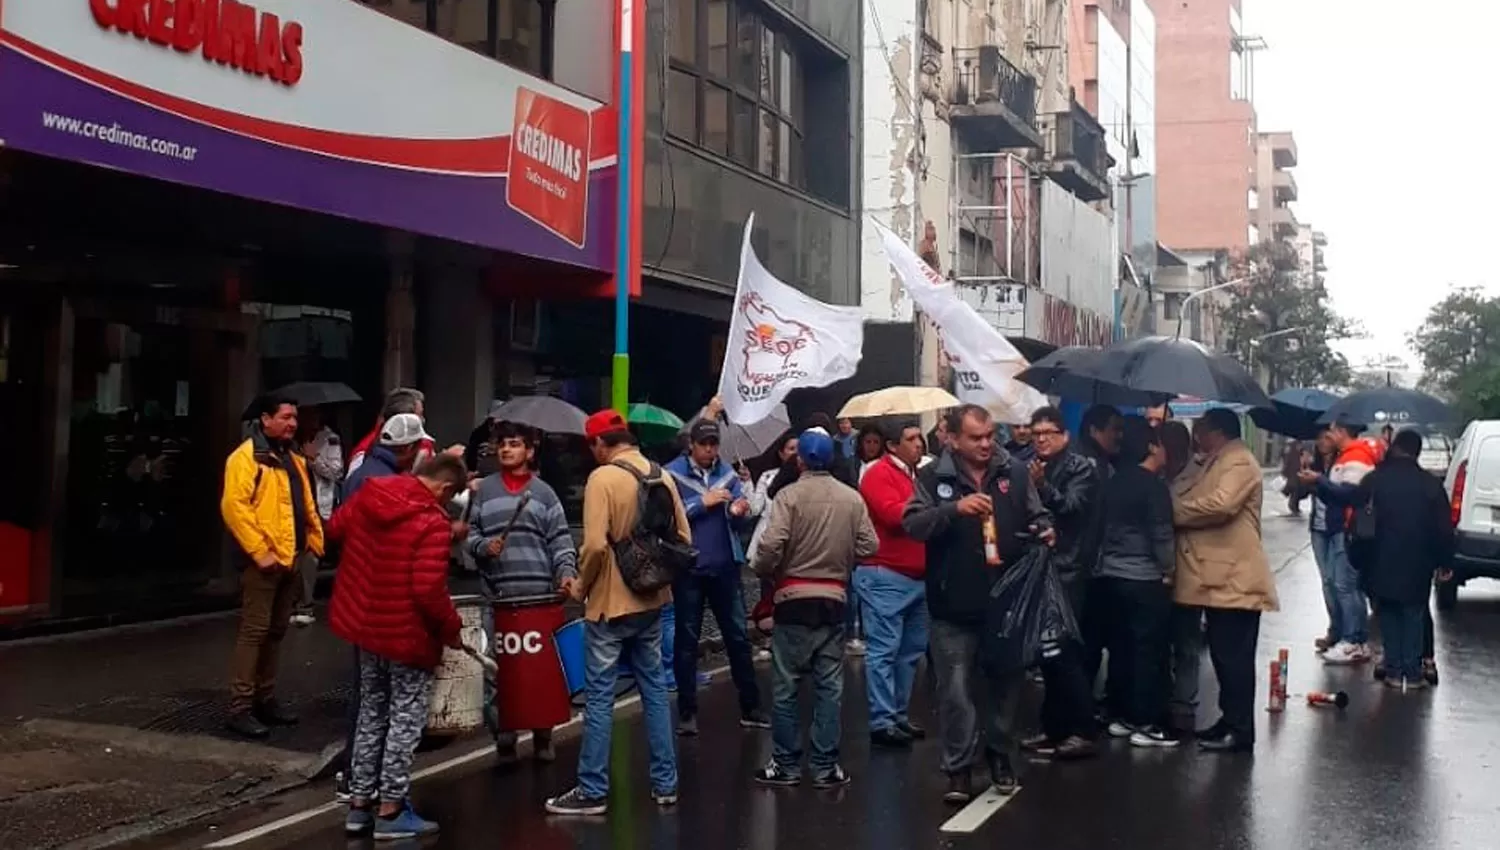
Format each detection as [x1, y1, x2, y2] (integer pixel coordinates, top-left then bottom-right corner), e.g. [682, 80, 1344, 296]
[344, 413, 433, 499]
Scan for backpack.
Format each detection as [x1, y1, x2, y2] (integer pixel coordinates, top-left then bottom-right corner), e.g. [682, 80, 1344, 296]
[609, 461, 699, 594]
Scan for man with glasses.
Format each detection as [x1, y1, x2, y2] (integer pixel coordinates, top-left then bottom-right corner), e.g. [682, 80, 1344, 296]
[664, 420, 771, 736]
[1020, 407, 1101, 760]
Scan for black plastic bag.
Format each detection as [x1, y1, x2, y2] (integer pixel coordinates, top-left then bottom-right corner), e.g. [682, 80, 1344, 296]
[980, 546, 1081, 676]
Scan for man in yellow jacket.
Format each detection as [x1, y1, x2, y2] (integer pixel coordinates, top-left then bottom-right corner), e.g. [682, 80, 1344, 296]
[222, 394, 325, 739]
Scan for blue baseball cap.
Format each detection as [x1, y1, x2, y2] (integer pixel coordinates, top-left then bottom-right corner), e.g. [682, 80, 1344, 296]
[798, 428, 835, 471]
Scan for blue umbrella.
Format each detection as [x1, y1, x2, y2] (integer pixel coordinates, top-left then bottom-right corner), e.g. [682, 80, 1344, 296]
[1271, 387, 1340, 411]
[1318, 387, 1454, 429]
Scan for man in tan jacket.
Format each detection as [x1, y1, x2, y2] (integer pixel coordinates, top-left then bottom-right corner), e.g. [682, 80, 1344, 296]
[546, 410, 691, 817]
[1172, 409, 1278, 754]
[750, 429, 879, 788]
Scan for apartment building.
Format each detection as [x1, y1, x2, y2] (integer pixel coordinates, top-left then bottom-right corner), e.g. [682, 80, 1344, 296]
[1252, 130, 1299, 247]
[862, 0, 1119, 376]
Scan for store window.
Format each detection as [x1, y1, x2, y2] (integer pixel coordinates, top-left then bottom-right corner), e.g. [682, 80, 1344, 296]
[666, 0, 807, 189]
[360, 0, 548, 79]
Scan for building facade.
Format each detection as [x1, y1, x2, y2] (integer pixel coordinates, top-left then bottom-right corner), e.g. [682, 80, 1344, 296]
[859, 0, 1117, 376]
[1253, 130, 1299, 247]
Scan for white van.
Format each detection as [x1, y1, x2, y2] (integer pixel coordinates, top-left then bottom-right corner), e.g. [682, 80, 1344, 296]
[1442, 420, 1500, 608]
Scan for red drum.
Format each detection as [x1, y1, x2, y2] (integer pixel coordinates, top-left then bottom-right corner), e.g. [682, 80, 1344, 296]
[491, 595, 572, 731]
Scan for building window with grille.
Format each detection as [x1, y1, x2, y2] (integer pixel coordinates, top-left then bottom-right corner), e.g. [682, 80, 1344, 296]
[665, 0, 807, 190]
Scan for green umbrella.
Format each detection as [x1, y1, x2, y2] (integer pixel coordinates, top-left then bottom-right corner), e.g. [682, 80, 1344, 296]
[628, 402, 685, 443]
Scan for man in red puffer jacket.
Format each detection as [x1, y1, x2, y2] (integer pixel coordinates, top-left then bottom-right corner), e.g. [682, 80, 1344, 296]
[327, 454, 468, 840]
[856, 419, 930, 749]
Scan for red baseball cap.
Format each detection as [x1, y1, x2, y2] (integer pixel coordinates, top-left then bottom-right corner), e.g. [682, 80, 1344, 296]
[584, 409, 629, 441]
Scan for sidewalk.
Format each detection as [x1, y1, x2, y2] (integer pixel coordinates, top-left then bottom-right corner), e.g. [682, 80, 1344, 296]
[1, 611, 352, 850]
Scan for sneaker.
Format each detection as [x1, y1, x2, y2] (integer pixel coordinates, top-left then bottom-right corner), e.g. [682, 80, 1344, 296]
[1106, 720, 1135, 739]
[1128, 726, 1181, 749]
[943, 772, 974, 805]
[845, 638, 867, 657]
[652, 788, 679, 807]
[1054, 735, 1099, 760]
[1384, 676, 1430, 692]
[1020, 732, 1055, 753]
[677, 716, 699, 737]
[753, 647, 772, 662]
[344, 806, 374, 835]
[1322, 641, 1367, 665]
[494, 739, 520, 766]
[290, 613, 316, 627]
[753, 761, 801, 787]
[812, 765, 851, 789]
[532, 734, 556, 763]
[1423, 658, 1439, 686]
[334, 771, 352, 803]
[544, 786, 608, 816]
[739, 710, 772, 730]
[991, 770, 1020, 796]
[373, 802, 439, 840]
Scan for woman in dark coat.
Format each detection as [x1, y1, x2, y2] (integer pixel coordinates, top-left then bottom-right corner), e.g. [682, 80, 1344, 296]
[1353, 430, 1454, 689]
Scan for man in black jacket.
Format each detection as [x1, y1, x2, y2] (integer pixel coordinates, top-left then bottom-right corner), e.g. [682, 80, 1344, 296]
[903, 405, 1052, 804]
[1021, 407, 1100, 759]
[1354, 430, 1454, 690]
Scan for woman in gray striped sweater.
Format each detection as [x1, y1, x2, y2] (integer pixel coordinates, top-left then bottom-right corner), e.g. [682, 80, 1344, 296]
[467, 421, 579, 764]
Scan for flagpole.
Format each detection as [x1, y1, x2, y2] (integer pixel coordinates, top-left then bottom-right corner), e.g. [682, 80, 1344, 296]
[713, 214, 755, 418]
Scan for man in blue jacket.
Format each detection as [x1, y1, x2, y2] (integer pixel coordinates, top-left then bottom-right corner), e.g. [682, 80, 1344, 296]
[666, 420, 769, 736]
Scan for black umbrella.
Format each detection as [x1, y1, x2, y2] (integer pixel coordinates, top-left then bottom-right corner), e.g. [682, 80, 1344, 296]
[1250, 387, 1341, 440]
[1049, 336, 1272, 409]
[1017, 347, 1172, 408]
[1318, 387, 1453, 429]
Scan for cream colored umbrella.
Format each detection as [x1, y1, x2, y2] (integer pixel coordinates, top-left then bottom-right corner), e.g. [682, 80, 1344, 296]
[838, 386, 963, 419]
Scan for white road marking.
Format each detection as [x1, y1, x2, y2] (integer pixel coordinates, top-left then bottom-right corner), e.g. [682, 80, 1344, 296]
[938, 786, 1021, 834]
[204, 664, 726, 849]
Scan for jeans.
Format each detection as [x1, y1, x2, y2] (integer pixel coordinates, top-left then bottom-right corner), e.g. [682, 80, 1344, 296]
[854, 568, 929, 732]
[1169, 605, 1203, 728]
[673, 570, 760, 720]
[577, 611, 677, 799]
[1423, 597, 1435, 660]
[1310, 530, 1340, 641]
[1040, 644, 1096, 740]
[769, 623, 845, 776]
[1204, 608, 1261, 744]
[928, 619, 1023, 778]
[846, 568, 863, 639]
[229, 565, 303, 714]
[1328, 534, 1368, 644]
[1097, 577, 1174, 729]
[1379, 599, 1424, 681]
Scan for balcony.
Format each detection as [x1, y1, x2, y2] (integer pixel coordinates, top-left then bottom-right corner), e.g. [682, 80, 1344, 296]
[1263, 131, 1298, 168]
[1313, 230, 1328, 247]
[1041, 99, 1112, 202]
[1269, 204, 1298, 238]
[950, 45, 1042, 151]
[1272, 169, 1297, 202]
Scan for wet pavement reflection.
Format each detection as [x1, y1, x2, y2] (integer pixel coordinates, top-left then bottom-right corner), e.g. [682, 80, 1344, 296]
[208, 497, 1500, 850]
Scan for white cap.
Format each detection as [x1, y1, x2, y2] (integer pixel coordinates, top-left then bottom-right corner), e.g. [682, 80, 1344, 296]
[379, 413, 432, 447]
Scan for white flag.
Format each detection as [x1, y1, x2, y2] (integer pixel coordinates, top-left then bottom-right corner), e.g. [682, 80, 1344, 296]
[717, 215, 865, 424]
[875, 222, 1048, 424]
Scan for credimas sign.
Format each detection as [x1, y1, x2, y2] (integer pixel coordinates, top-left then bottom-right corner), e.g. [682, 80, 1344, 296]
[507, 87, 592, 248]
[88, 0, 305, 86]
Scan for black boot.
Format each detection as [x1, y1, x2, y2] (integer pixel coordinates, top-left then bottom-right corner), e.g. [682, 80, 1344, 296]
[253, 699, 300, 727]
[226, 712, 270, 740]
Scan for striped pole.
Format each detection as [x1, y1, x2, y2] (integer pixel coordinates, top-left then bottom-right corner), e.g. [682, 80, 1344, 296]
[611, 0, 644, 414]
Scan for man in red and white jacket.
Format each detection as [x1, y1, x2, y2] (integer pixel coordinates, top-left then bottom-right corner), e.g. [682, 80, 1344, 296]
[327, 453, 467, 839]
[856, 419, 931, 749]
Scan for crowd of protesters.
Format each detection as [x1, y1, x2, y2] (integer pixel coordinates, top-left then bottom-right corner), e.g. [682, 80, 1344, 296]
[220, 382, 1452, 835]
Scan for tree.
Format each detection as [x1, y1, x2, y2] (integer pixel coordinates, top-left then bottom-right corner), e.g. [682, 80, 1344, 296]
[1409, 287, 1500, 394]
[1219, 241, 1355, 392]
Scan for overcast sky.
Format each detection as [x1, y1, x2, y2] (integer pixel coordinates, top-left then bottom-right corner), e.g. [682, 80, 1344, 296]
[1241, 0, 1500, 370]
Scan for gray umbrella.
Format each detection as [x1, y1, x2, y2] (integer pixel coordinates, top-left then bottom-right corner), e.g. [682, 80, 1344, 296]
[488, 396, 589, 435]
[272, 382, 362, 407]
[682, 404, 792, 461]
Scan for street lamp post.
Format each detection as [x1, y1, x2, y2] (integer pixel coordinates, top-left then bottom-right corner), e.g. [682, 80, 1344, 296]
[611, 0, 645, 415]
[1174, 277, 1246, 339]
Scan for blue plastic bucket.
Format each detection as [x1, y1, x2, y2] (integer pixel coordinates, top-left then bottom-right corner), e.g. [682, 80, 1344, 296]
[554, 618, 587, 696]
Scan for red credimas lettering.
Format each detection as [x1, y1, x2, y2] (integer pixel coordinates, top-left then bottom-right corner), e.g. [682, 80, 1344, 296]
[89, 0, 305, 86]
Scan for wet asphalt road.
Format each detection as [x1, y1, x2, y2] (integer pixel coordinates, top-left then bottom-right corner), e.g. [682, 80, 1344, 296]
[190, 494, 1500, 850]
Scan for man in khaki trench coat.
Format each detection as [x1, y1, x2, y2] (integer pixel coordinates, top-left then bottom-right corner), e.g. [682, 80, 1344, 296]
[1172, 409, 1278, 754]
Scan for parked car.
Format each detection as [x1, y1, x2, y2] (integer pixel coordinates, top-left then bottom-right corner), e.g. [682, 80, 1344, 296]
[1419, 433, 1453, 477]
[1442, 421, 1500, 609]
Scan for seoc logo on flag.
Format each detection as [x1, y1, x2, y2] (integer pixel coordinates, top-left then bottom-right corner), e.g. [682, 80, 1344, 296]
[507, 88, 591, 248]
